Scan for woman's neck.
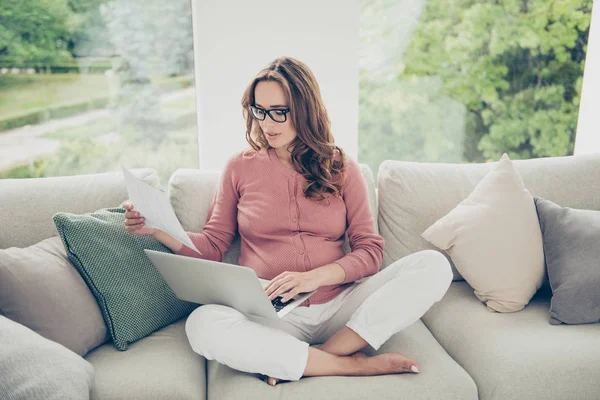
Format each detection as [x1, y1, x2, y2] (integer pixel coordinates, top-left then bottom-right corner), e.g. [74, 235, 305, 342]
[274, 147, 293, 165]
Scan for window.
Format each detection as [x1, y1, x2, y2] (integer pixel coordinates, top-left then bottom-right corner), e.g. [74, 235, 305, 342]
[574, 0, 599, 154]
[0, 0, 198, 184]
[359, 0, 594, 178]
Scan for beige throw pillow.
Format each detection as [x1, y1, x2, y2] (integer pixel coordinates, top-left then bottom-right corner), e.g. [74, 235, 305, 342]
[421, 153, 544, 312]
[0, 236, 108, 356]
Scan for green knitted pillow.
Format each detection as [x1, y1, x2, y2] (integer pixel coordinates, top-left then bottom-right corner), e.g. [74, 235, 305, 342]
[53, 207, 198, 351]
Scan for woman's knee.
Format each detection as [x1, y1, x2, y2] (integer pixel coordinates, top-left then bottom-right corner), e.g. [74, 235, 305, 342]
[390, 249, 453, 291]
[419, 250, 453, 295]
[185, 304, 244, 356]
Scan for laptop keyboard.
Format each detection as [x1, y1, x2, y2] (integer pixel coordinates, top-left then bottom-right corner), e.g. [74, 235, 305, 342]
[271, 296, 292, 312]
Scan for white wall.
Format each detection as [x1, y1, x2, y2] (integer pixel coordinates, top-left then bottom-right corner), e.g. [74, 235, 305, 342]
[191, 0, 359, 170]
[575, 0, 599, 155]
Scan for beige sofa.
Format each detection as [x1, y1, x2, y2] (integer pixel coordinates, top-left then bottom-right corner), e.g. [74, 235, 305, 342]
[1, 153, 599, 400]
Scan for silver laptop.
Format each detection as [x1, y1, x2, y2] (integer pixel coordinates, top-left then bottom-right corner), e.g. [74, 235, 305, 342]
[144, 249, 315, 319]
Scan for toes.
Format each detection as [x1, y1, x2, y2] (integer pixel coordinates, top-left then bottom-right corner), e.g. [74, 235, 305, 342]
[404, 360, 420, 374]
[266, 377, 279, 386]
[401, 358, 420, 373]
[387, 353, 420, 373]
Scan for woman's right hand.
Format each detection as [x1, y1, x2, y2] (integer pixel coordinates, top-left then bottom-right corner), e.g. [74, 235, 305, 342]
[123, 202, 157, 236]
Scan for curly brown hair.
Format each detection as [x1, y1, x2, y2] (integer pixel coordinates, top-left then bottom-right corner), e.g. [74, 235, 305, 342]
[241, 56, 347, 201]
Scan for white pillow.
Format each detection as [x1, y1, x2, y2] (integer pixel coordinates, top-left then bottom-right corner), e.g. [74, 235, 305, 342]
[0, 316, 95, 399]
[421, 153, 544, 312]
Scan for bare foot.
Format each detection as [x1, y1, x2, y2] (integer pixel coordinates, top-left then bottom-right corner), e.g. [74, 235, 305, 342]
[261, 344, 417, 385]
[264, 345, 334, 386]
[358, 353, 421, 375]
[264, 352, 419, 385]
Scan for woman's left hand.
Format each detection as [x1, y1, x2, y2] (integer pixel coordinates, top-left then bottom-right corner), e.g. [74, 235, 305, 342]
[265, 270, 323, 303]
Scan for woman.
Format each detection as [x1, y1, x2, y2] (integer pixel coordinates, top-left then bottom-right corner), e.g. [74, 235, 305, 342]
[124, 56, 452, 386]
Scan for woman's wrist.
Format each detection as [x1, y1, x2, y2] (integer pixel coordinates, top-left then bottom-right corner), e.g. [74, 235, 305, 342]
[311, 262, 346, 287]
[152, 229, 184, 253]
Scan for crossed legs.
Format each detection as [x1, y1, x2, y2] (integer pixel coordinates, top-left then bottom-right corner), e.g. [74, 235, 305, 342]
[186, 250, 452, 385]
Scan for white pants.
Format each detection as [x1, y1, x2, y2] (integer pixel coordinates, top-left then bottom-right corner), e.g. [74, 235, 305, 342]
[185, 250, 453, 381]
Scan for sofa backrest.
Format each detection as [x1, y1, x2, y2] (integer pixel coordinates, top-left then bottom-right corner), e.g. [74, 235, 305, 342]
[0, 169, 160, 249]
[168, 163, 378, 265]
[377, 153, 600, 282]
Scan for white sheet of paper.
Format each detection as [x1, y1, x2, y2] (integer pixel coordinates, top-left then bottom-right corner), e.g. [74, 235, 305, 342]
[121, 166, 202, 255]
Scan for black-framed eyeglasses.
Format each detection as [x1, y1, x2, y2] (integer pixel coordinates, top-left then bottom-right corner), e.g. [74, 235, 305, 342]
[249, 105, 290, 123]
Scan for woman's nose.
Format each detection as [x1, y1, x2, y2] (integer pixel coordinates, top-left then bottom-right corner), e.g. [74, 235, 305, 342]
[261, 121, 275, 131]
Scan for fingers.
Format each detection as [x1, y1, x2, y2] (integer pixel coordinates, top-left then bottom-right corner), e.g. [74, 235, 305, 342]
[270, 281, 296, 300]
[264, 273, 282, 294]
[281, 289, 300, 303]
[123, 201, 145, 233]
[122, 203, 141, 218]
[125, 209, 141, 219]
[125, 214, 144, 224]
[125, 217, 145, 227]
[125, 221, 145, 233]
[123, 202, 139, 217]
[265, 272, 292, 296]
[267, 277, 295, 299]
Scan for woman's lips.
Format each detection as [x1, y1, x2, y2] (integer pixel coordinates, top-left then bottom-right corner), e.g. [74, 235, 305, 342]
[266, 132, 280, 137]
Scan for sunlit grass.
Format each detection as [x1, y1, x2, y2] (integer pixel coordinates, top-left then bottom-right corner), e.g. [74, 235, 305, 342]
[0, 74, 110, 117]
[0, 72, 194, 119]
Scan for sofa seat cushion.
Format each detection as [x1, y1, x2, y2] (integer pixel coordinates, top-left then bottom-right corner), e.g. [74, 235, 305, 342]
[85, 318, 206, 400]
[421, 282, 600, 400]
[206, 320, 477, 400]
